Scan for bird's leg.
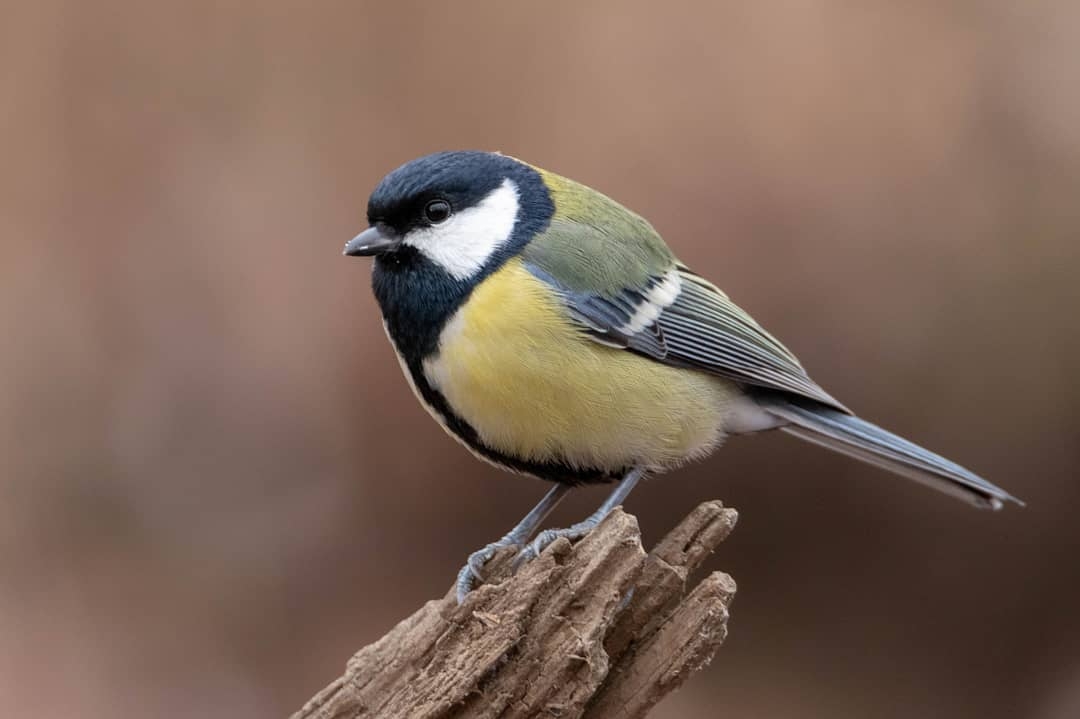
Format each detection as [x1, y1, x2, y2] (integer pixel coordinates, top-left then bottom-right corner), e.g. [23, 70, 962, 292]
[514, 466, 647, 568]
[455, 483, 571, 603]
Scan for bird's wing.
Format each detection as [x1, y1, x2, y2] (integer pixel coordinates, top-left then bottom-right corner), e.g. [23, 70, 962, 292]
[521, 218, 849, 413]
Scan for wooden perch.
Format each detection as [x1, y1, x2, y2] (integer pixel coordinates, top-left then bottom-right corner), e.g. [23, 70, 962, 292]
[293, 500, 738, 719]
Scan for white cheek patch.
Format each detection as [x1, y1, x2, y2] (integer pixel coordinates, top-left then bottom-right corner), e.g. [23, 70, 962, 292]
[403, 178, 520, 281]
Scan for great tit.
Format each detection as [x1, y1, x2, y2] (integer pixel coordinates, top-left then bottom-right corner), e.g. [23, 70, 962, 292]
[345, 151, 1021, 603]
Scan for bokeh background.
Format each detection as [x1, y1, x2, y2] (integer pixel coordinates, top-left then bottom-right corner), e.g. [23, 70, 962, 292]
[3, 2, 1079, 717]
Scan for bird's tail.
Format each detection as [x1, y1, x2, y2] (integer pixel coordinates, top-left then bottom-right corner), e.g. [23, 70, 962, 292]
[758, 397, 1021, 510]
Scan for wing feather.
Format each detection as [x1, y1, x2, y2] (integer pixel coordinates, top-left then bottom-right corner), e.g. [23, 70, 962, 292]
[660, 270, 848, 410]
[518, 184, 846, 412]
[523, 260, 848, 413]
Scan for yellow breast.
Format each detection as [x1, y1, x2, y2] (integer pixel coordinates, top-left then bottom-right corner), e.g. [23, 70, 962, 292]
[421, 258, 740, 472]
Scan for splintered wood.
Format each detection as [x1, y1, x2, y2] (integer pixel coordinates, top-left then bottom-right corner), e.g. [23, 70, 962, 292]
[293, 501, 738, 719]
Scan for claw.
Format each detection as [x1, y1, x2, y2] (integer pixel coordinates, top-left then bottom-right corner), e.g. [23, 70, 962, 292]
[451, 476, 647, 605]
[455, 562, 482, 604]
[513, 525, 589, 569]
[455, 565, 477, 604]
[453, 485, 574, 604]
[467, 547, 494, 578]
[456, 540, 520, 604]
[512, 535, 544, 570]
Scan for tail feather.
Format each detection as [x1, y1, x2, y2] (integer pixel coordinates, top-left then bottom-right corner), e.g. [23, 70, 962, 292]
[760, 398, 1022, 510]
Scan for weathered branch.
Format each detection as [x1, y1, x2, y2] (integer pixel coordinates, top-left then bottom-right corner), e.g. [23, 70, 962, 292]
[293, 501, 738, 719]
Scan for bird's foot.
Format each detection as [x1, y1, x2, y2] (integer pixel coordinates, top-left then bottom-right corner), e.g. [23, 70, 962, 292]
[511, 467, 647, 570]
[455, 538, 521, 604]
[454, 484, 573, 604]
[455, 521, 597, 602]
[513, 519, 597, 569]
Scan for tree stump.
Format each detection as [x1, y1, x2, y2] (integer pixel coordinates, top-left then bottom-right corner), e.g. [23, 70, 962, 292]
[293, 501, 738, 719]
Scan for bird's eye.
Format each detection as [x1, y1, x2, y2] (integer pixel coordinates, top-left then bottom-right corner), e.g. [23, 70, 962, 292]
[424, 199, 452, 225]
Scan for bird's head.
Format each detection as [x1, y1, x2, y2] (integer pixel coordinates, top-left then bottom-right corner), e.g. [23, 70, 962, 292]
[345, 151, 554, 281]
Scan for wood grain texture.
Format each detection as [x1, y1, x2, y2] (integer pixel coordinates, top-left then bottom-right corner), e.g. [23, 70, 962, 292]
[293, 501, 737, 719]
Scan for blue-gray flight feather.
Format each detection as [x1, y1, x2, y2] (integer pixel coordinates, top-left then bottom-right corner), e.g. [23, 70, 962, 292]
[519, 195, 1019, 510]
[524, 257, 848, 412]
[758, 396, 1022, 509]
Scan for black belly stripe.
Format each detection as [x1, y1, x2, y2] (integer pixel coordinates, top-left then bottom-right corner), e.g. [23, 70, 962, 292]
[404, 358, 623, 486]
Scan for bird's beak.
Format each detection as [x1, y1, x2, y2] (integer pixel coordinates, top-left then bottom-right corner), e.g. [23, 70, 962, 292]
[344, 226, 400, 257]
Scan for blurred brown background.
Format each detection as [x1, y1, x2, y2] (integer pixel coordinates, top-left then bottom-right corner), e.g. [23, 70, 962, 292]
[2, 1, 1078, 717]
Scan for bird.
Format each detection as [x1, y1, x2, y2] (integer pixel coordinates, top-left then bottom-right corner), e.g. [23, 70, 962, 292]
[344, 150, 1021, 603]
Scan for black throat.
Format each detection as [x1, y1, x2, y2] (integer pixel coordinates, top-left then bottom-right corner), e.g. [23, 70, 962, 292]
[365, 157, 621, 484]
[370, 158, 554, 365]
[372, 247, 621, 485]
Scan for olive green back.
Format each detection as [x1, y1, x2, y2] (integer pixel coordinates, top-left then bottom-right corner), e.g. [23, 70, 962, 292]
[522, 168, 674, 296]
